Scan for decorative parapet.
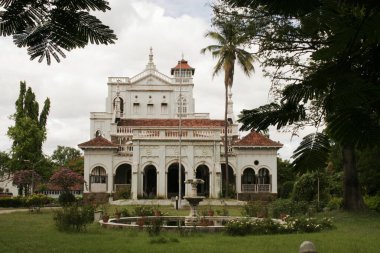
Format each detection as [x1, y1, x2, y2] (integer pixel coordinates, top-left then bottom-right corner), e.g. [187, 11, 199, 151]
[108, 77, 130, 84]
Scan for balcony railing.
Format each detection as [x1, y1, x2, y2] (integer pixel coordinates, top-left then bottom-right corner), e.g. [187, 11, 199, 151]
[118, 145, 133, 156]
[242, 184, 271, 193]
[133, 129, 220, 140]
[117, 126, 133, 135]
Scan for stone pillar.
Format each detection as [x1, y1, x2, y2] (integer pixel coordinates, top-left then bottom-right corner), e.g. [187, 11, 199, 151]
[236, 169, 242, 194]
[131, 163, 138, 199]
[158, 145, 166, 198]
[108, 166, 113, 193]
[299, 241, 317, 253]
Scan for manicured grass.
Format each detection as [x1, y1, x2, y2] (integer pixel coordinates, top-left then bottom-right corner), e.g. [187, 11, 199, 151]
[0, 208, 379, 253]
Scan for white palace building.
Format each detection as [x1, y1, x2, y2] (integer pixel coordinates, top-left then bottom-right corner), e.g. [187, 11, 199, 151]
[79, 49, 282, 201]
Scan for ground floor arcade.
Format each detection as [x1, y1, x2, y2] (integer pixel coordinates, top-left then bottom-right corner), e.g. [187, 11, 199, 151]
[87, 162, 274, 199]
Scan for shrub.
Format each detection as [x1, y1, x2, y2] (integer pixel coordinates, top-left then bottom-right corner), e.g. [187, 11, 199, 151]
[364, 195, 380, 212]
[292, 172, 329, 202]
[0, 197, 24, 207]
[146, 217, 163, 236]
[242, 201, 268, 217]
[269, 199, 309, 218]
[327, 197, 343, 211]
[134, 205, 154, 216]
[225, 216, 334, 236]
[278, 181, 294, 199]
[113, 188, 131, 200]
[53, 205, 95, 232]
[0, 195, 53, 208]
[120, 208, 130, 217]
[225, 218, 253, 236]
[283, 216, 334, 233]
[58, 192, 76, 206]
[26, 194, 53, 207]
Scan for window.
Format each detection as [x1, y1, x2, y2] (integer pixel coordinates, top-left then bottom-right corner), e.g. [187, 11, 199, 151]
[161, 103, 168, 114]
[258, 168, 270, 184]
[133, 103, 140, 114]
[147, 104, 154, 114]
[242, 168, 255, 184]
[113, 97, 124, 114]
[177, 96, 187, 117]
[90, 167, 107, 184]
[95, 130, 102, 137]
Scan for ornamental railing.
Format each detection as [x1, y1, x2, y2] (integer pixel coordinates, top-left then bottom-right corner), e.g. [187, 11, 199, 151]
[242, 184, 271, 193]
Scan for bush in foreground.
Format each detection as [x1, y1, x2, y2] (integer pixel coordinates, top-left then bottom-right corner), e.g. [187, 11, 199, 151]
[53, 205, 94, 232]
[225, 216, 334, 236]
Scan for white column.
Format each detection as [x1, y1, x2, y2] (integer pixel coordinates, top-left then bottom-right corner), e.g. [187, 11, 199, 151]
[132, 163, 138, 199]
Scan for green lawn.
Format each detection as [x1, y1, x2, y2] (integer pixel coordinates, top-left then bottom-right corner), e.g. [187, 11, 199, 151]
[0, 208, 379, 253]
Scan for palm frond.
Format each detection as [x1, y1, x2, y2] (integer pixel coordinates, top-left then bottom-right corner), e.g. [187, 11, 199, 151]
[1, 0, 116, 64]
[236, 49, 255, 76]
[291, 132, 331, 173]
[53, 0, 110, 12]
[238, 102, 306, 131]
[327, 107, 380, 149]
[0, 2, 47, 36]
[204, 30, 226, 45]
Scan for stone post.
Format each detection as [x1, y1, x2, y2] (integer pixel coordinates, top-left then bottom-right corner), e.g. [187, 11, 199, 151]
[299, 241, 317, 253]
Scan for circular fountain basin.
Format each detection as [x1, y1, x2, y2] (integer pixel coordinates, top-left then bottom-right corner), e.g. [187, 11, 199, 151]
[100, 216, 238, 232]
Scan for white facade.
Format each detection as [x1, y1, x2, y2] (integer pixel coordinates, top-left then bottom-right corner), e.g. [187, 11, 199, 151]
[79, 50, 282, 200]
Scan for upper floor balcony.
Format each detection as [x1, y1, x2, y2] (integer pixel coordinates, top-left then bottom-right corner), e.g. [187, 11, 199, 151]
[133, 129, 220, 141]
[112, 125, 238, 140]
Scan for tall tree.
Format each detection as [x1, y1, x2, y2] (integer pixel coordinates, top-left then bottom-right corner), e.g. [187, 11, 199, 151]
[201, 17, 255, 197]
[7, 81, 51, 178]
[0, 0, 117, 64]
[51, 146, 81, 167]
[0, 151, 11, 181]
[218, 0, 380, 209]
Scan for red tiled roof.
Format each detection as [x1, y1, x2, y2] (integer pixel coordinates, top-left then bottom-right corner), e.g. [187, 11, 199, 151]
[118, 118, 225, 128]
[234, 131, 283, 148]
[78, 136, 118, 149]
[171, 59, 195, 75]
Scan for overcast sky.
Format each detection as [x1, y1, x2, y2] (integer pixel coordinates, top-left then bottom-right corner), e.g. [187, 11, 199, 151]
[0, 0, 311, 160]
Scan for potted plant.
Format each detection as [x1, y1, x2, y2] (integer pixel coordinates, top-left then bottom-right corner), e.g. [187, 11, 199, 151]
[114, 208, 121, 220]
[100, 204, 110, 222]
[208, 206, 214, 216]
[102, 213, 110, 222]
[154, 205, 161, 216]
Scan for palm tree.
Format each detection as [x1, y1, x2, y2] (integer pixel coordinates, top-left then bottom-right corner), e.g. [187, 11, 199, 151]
[201, 20, 255, 198]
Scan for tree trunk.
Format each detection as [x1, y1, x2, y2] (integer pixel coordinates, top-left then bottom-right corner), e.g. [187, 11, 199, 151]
[342, 144, 366, 210]
[224, 83, 229, 198]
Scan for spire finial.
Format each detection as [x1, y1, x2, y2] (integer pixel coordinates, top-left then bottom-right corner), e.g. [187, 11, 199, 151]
[181, 52, 184, 60]
[149, 47, 153, 63]
[146, 47, 156, 70]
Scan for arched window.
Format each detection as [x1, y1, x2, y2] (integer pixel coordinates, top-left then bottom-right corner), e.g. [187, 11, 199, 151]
[258, 168, 270, 184]
[177, 96, 187, 117]
[95, 130, 102, 137]
[90, 167, 107, 184]
[242, 168, 255, 184]
[113, 97, 124, 114]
